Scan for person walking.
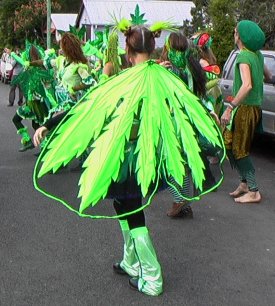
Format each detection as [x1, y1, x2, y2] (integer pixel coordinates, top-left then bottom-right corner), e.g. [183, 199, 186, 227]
[8, 48, 24, 106]
[33, 22, 225, 296]
[160, 32, 222, 218]
[221, 20, 265, 204]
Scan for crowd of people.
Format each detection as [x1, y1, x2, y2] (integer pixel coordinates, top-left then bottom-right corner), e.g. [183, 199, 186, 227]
[4, 16, 267, 296]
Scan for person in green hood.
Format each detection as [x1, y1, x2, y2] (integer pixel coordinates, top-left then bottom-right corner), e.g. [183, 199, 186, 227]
[221, 20, 265, 204]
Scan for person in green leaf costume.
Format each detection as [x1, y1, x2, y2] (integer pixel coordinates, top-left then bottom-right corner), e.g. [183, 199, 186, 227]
[33, 20, 225, 296]
[30, 33, 96, 112]
[11, 44, 54, 152]
[160, 32, 222, 218]
[192, 32, 223, 117]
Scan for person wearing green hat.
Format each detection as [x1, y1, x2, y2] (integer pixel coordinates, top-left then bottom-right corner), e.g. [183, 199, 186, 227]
[221, 20, 265, 204]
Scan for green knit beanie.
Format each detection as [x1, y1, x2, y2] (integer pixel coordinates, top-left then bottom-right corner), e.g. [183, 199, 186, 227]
[237, 20, 265, 52]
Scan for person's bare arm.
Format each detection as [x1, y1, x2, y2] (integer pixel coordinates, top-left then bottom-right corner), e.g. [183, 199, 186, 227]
[231, 63, 252, 105]
[199, 58, 209, 68]
[33, 127, 49, 147]
[30, 60, 44, 67]
[221, 63, 252, 126]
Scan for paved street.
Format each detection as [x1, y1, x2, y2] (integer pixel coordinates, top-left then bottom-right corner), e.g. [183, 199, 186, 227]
[0, 82, 275, 306]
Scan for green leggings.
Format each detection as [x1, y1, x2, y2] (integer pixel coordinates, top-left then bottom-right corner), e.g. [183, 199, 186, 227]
[227, 150, 258, 191]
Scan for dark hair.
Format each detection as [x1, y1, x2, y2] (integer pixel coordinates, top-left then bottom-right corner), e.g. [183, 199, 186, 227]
[160, 32, 189, 61]
[162, 32, 207, 97]
[199, 46, 217, 65]
[29, 45, 41, 61]
[125, 26, 155, 57]
[61, 32, 87, 64]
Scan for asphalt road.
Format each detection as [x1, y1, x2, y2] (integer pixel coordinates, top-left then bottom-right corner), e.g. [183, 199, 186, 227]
[0, 82, 275, 306]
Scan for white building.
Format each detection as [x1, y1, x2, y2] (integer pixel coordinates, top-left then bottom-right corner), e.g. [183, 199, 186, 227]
[51, 14, 78, 41]
[76, 0, 194, 48]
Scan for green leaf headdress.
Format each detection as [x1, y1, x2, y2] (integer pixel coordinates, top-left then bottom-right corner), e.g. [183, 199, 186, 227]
[130, 4, 147, 25]
[59, 25, 86, 41]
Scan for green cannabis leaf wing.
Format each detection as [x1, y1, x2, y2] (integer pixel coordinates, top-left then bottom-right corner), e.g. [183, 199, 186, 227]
[36, 61, 223, 213]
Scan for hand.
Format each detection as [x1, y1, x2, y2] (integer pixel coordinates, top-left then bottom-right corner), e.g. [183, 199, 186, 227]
[159, 61, 172, 69]
[210, 111, 220, 126]
[33, 126, 49, 147]
[221, 107, 232, 127]
[24, 61, 30, 70]
[68, 85, 77, 100]
[45, 48, 55, 56]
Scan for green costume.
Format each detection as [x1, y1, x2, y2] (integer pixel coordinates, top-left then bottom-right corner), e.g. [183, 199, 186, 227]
[11, 43, 56, 151]
[224, 20, 265, 192]
[34, 60, 225, 296]
[44, 54, 96, 112]
[204, 65, 223, 116]
[34, 16, 225, 296]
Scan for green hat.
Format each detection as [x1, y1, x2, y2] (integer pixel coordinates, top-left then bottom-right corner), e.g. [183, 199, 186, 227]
[237, 20, 265, 52]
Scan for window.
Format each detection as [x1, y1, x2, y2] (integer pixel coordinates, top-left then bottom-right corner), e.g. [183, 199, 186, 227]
[264, 55, 275, 76]
[226, 54, 237, 80]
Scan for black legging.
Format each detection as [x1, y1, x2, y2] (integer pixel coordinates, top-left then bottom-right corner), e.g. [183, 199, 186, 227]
[113, 197, 145, 230]
[12, 113, 39, 131]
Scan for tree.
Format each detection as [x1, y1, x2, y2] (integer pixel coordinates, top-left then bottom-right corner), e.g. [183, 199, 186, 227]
[0, 0, 28, 48]
[0, 0, 81, 49]
[13, 0, 61, 45]
[236, 0, 275, 49]
[58, 0, 81, 13]
[208, 0, 236, 67]
[190, 0, 211, 33]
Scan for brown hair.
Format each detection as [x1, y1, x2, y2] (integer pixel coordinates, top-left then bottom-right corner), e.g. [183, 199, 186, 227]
[199, 47, 217, 65]
[29, 45, 41, 61]
[61, 32, 87, 64]
[161, 32, 207, 98]
[125, 26, 155, 57]
[160, 32, 189, 61]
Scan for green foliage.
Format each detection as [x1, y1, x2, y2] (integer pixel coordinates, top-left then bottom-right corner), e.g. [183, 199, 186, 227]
[208, 0, 236, 67]
[236, 0, 275, 49]
[190, 0, 211, 33]
[0, 0, 81, 50]
[58, 0, 81, 13]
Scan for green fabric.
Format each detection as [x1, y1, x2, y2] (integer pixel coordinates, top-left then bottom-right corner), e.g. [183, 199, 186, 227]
[206, 78, 218, 90]
[17, 127, 31, 144]
[233, 50, 264, 106]
[130, 226, 163, 296]
[237, 20, 265, 52]
[168, 50, 187, 70]
[119, 219, 130, 231]
[131, 226, 148, 238]
[235, 156, 257, 191]
[226, 106, 238, 131]
[12, 67, 54, 101]
[119, 220, 139, 277]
